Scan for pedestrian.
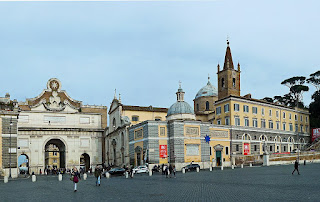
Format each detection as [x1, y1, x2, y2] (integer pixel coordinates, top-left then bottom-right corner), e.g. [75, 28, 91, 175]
[292, 159, 300, 175]
[165, 165, 169, 178]
[173, 165, 176, 178]
[39, 169, 42, 175]
[94, 166, 102, 186]
[169, 164, 173, 178]
[71, 167, 81, 192]
[161, 164, 164, 175]
[130, 166, 134, 178]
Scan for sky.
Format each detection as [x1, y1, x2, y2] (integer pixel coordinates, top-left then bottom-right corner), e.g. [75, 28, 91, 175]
[0, 0, 319, 110]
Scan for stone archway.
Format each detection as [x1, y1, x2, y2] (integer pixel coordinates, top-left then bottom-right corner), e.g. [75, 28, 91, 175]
[18, 154, 29, 174]
[80, 153, 90, 172]
[44, 139, 66, 170]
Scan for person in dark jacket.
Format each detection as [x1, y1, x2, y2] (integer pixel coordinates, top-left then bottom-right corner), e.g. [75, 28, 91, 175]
[292, 160, 300, 175]
[169, 164, 173, 178]
[94, 166, 102, 186]
[72, 167, 81, 192]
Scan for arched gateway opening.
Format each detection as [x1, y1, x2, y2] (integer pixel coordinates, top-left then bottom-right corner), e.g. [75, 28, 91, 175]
[44, 139, 66, 169]
[18, 154, 29, 174]
[80, 153, 90, 172]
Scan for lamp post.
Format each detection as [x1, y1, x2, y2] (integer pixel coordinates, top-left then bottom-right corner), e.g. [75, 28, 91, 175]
[9, 117, 13, 178]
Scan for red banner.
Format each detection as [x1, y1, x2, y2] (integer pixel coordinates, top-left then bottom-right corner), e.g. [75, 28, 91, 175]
[159, 145, 167, 158]
[312, 128, 320, 142]
[243, 143, 250, 155]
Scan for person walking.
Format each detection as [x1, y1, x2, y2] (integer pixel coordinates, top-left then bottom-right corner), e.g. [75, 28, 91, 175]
[173, 165, 176, 178]
[169, 164, 173, 178]
[94, 166, 102, 186]
[292, 159, 300, 175]
[72, 167, 81, 192]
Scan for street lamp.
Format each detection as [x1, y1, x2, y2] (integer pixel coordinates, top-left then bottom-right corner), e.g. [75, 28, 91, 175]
[9, 117, 13, 178]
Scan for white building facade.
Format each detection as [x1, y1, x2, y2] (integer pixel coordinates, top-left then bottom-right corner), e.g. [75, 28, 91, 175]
[17, 78, 107, 174]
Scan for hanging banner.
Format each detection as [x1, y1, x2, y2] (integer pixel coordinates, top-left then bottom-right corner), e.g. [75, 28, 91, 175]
[312, 128, 320, 142]
[243, 143, 250, 155]
[159, 145, 167, 158]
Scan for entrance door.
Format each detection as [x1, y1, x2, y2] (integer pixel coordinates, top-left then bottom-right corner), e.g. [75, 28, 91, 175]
[216, 151, 221, 166]
[136, 152, 141, 166]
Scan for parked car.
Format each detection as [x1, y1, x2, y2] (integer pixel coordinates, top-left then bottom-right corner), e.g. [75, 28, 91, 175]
[107, 168, 126, 176]
[133, 165, 149, 174]
[183, 163, 200, 172]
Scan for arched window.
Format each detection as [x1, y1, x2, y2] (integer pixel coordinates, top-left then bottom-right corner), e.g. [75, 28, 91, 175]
[233, 78, 236, 87]
[205, 101, 209, 111]
[222, 78, 225, 87]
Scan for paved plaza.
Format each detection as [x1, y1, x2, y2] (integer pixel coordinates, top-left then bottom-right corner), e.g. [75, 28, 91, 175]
[1, 163, 320, 202]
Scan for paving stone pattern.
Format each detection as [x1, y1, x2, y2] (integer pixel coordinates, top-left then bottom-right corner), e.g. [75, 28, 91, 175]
[1, 163, 320, 202]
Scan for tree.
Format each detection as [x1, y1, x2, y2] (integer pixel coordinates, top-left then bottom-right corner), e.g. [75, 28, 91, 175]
[307, 70, 320, 91]
[307, 71, 320, 128]
[280, 76, 308, 108]
[262, 97, 274, 103]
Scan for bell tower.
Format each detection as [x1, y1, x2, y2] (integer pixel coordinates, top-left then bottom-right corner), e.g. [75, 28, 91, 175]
[217, 40, 241, 100]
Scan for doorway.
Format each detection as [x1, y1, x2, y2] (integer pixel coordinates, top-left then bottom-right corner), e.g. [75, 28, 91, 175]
[44, 139, 66, 170]
[18, 154, 29, 174]
[216, 151, 221, 166]
[80, 153, 90, 172]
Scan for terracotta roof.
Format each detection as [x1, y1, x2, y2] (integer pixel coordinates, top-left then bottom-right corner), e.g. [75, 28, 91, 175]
[122, 105, 168, 112]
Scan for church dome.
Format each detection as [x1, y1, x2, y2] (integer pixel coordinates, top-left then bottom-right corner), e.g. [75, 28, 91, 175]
[195, 79, 218, 99]
[166, 83, 196, 121]
[167, 101, 194, 116]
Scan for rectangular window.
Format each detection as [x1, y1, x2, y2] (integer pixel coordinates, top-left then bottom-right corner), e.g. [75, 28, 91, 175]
[261, 108, 265, 116]
[269, 120, 273, 129]
[284, 146, 286, 152]
[306, 116, 308, 123]
[289, 123, 293, 131]
[295, 124, 298, 132]
[210, 147, 212, 155]
[295, 114, 298, 121]
[225, 147, 229, 155]
[283, 112, 286, 119]
[224, 104, 230, 113]
[236, 145, 239, 151]
[269, 109, 272, 116]
[216, 107, 221, 115]
[225, 117, 230, 125]
[254, 145, 257, 152]
[306, 125, 309, 133]
[234, 103, 240, 111]
[261, 119, 266, 128]
[243, 105, 249, 113]
[283, 123, 286, 131]
[160, 127, 166, 136]
[276, 121, 280, 130]
[217, 119, 221, 125]
[235, 116, 240, 126]
[300, 125, 303, 132]
[289, 113, 292, 120]
[244, 118, 249, 127]
[186, 144, 200, 156]
[276, 111, 279, 118]
[270, 145, 273, 152]
[253, 118, 258, 127]
[252, 107, 258, 114]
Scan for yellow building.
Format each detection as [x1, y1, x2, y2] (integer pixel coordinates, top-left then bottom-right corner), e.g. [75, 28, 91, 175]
[200, 40, 309, 158]
[45, 144, 60, 169]
[106, 93, 168, 167]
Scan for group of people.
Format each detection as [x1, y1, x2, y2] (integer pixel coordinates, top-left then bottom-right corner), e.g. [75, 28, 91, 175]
[161, 164, 176, 178]
[70, 165, 103, 192]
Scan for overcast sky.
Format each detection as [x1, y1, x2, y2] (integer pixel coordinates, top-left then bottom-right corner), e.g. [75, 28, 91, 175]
[0, 0, 319, 110]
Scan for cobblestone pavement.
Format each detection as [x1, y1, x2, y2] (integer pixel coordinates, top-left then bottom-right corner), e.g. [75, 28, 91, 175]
[1, 163, 320, 202]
